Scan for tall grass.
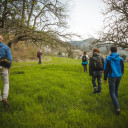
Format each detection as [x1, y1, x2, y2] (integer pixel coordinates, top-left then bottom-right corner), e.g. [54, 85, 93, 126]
[0, 57, 128, 128]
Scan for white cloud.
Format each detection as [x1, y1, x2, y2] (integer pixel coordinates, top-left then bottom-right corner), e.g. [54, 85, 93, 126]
[65, 0, 105, 40]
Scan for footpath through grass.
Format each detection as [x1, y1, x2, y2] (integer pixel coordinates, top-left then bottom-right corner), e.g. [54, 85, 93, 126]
[0, 57, 128, 128]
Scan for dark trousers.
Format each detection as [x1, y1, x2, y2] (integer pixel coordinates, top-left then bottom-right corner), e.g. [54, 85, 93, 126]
[38, 56, 41, 64]
[108, 77, 121, 109]
[92, 71, 102, 93]
[82, 64, 87, 72]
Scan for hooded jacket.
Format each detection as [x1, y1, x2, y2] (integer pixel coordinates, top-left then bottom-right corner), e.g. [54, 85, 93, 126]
[0, 42, 12, 68]
[104, 52, 124, 80]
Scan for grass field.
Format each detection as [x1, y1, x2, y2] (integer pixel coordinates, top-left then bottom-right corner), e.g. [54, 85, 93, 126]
[0, 57, 128, 128]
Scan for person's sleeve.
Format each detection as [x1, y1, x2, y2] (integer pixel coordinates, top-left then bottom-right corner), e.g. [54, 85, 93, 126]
[104, 58, 109, 80]
[6, 47, 13, 68]
[102, 57, 105, 69]
[89, 58, 92, 76]
[120, 59, 124, 74]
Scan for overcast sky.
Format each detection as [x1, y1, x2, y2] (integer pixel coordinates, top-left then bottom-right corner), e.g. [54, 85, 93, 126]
[63, 0, 105, 40]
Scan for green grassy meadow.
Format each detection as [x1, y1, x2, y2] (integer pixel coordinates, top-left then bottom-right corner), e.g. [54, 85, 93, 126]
[0, 57, 128, 128]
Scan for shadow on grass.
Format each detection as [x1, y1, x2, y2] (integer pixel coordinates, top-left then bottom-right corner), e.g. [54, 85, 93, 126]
[11, 71, 25, 75]
[40, 67, 46, 69]
[0, 102, 9, 112]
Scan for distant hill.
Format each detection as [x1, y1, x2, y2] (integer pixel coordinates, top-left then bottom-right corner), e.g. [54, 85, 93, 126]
[68, 38, 95, 50]
[68, 38, 128, 59]
[68, 40, 84, 47]
[69, 38, 94, 46]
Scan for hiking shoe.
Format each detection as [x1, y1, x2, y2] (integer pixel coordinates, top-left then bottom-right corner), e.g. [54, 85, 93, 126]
[115, 108, 120, 115]
[94, 88, 98, 93]
[97, 91, 101, 95]
[2, 98, 9, 108]
[97, 92, 101, 95]
[93, 91, 97, 93]
[94, 91, 97, 93]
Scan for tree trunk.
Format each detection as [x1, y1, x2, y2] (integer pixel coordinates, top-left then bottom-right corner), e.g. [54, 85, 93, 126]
[27, 0, 35, 27]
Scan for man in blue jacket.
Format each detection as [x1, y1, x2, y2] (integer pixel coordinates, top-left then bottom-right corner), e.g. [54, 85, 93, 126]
[0, 35, 12, 107]
[104, 46, 124, 114]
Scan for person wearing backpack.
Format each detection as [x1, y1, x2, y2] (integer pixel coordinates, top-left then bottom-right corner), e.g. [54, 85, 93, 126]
[89, 48, 104, 94]
[82, 51, 88, 72]
[0, 35, 12, 107]
[37, 49, 42, 64]
[104, 47, 124, 114]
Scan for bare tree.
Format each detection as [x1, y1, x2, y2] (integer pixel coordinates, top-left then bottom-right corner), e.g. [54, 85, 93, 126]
[97, 0, 128, 48]
[0, 0, 76, 47]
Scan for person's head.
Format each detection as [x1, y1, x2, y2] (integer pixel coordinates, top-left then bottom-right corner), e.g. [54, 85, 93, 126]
[0, 35, 3, 42]
[40, 49, 42, 52]
[93, 48, 100, 54]
[110, 47, 117, 53]
[83, 51, 86, 55]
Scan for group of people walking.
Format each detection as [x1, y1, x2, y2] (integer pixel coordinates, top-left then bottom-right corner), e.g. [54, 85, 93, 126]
[0, 34, 124, 115]
[82, 47, 124, 114]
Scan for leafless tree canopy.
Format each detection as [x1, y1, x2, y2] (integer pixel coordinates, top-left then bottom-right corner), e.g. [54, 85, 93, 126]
[98, 0, 128, 48]
[0, 0, 76, 47]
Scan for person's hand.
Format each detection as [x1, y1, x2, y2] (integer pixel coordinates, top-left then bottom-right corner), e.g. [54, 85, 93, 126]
[104, 80, 107, 84]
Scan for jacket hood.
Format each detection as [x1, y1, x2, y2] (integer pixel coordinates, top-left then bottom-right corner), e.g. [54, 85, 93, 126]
[108, 52, 120, 61]
[0, 42, 5, 47]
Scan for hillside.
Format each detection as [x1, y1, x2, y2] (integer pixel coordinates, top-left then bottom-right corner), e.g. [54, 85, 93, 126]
[68, 38, 128, 59]
[68, 38, 95, 50]
[10, 40, 82, 62]
[0, 57, 128, 128]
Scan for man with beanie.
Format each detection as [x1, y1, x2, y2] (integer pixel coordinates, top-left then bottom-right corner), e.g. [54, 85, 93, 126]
[104, 46, 124, 114]
[0, 35, 12, 107]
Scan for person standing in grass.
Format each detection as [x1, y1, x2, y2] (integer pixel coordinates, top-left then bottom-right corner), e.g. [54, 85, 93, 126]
[0, 35, 12, 107]
[37, 49, 42, 64]
[89, 48, 104, 94]
[82, 51, 88, 72]
[104, 46, 124, 114]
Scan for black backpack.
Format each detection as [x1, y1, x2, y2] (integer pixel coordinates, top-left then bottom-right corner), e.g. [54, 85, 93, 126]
[91, 56, 103, 70]
[82, 56, 87, 62]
